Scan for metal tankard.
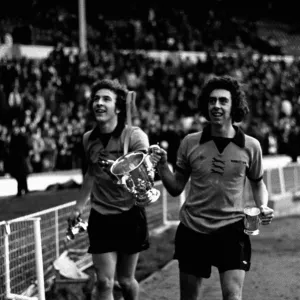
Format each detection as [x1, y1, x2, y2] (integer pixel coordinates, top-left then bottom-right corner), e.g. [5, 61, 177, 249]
[110, 146, 160, 207]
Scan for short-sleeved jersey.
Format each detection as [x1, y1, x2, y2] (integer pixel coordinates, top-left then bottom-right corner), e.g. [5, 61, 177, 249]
[83, 124, 149, 215]
[177, 124, 264, 234]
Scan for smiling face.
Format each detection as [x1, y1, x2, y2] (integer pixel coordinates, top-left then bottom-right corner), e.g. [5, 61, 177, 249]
[208, 89, 233, 127]
[92, 88, 120, 124]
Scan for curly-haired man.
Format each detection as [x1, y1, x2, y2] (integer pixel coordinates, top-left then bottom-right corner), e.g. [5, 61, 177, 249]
[152, 75, 274, 300]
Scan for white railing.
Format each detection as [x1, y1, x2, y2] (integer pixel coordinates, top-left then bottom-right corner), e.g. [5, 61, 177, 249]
[265, 162, 300, 195]
[0, 162, 299, 300]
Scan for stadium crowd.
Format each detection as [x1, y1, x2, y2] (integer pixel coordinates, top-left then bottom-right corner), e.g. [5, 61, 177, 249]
[0, 4, 300, 180]
[1, 2, 283, 54]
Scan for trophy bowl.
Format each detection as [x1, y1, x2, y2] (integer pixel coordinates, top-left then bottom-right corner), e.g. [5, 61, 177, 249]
[110, 151, 160, 207]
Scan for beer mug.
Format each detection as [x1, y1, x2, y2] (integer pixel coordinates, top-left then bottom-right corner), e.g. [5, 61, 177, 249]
[110, 146, 160, 207]
[244, 206, 261, 235]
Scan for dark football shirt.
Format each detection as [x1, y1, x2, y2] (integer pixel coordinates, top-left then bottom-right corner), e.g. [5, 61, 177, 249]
[83, 125, 149, 214]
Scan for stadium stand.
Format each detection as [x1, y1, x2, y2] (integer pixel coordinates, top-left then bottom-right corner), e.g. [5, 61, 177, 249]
[1, 47, 300, 177]
[0, 3, 299, 178]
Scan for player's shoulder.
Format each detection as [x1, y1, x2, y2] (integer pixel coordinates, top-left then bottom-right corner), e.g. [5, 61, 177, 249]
[178, 131, 202, 152]
[83, 129, 94, 141]
[183, 131, 203, 143]
[83, 129, 93, 138]
[123, 125, 147, 137]
[244, 132, 261, 149]
[127, 125, 145, 133]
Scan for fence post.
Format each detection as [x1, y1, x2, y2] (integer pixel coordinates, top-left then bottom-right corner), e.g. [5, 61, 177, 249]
[294, 165, 299, 192]
[266, 169, 272, 195]
[55, 209, 60, 259]
[4, 223, 11, 298]
[33, 218, 46, 300]
[279, 167, 286, 194]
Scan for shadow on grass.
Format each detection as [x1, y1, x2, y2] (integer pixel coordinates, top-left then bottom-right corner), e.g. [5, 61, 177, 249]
[136, 226, 177, 282]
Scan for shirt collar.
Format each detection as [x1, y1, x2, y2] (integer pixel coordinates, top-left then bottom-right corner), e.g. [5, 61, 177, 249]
[89, 122, 125, 141]
[199, 124, 245, 148]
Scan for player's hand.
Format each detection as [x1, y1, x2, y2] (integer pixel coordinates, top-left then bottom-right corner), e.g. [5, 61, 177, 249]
[68, 208, 82, 227]
[149, 145, 168, 166]
[259, 205, 274, 225]
[98, 159, 118, 181]
[98, 159, 114, 169]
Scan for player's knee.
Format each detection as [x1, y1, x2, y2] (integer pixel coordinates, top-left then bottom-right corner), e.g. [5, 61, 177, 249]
[222, 289, 242, 300]
[117, 275, 136, 290]
[95, 276, 114, 293]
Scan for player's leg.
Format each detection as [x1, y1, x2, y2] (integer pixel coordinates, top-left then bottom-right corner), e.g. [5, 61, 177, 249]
[116, 206, 149, 300]
[116, 252, 140, 300]
[87, 209, 119, 300]
[179, 271, 203, 300]
[92, 252, 117, 300]
[174, 222, 213, 300]
[219, 269, 245, 300]
[14, 174, 22, 196]
[215, 220, 251, 300]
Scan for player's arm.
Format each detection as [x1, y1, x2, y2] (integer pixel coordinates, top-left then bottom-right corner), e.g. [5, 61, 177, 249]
[151, 136, 190, 197]
[157, 161, 190, 197]
[249, 178, 268, 208]
[71, 167, 94, 218]
[249, 179, 274, 225]
[247, 139, 274, 224]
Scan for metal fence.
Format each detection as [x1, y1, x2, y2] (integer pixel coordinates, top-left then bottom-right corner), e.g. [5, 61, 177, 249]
[0, 162, 299, 300]
[0, 181, 182, 300]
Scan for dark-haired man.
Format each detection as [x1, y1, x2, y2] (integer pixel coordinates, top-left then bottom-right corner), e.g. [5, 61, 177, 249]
[152, 75, 274, 300]
[69, 79, 150, 300]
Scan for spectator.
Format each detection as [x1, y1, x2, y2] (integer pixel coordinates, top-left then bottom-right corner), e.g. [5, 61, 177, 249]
[7, 122, 32, 196]
[30, 127, 45, 173]
[287, 120, 300, 163]
[0, 83, 9, 125]
[0, 125, 9, 176]
[7, 79, 24, 125]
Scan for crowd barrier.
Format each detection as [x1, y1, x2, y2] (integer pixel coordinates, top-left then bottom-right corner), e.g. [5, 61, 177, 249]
[0, 161, 300, 300]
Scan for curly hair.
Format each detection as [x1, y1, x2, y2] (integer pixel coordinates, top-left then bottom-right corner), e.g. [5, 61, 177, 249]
[88, 79, 128, 125]
[198, 75, 249, 123]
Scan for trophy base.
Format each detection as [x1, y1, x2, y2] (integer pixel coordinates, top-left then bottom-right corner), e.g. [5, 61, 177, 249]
[244, 229, 259, 236]
[135, 189, 160, 207]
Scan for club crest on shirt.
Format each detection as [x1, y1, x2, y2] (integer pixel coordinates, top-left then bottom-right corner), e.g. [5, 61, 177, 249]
[210, 156, 225, 176]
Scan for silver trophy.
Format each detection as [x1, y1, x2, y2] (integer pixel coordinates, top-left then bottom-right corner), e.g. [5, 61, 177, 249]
[110, 146, 160, 207]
